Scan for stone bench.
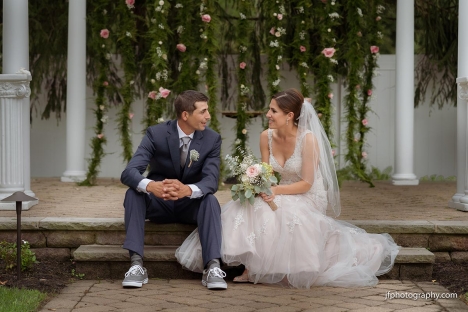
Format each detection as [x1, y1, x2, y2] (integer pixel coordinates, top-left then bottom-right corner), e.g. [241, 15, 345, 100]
[73, 245, 435, 281]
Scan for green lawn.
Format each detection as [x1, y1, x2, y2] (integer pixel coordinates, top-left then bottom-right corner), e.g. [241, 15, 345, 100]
[0, 287, 47, 312]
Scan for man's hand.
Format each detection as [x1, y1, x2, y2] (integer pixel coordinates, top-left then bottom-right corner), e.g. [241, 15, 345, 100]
[161, 179, 192, 200]
[146, 181, 167, 199]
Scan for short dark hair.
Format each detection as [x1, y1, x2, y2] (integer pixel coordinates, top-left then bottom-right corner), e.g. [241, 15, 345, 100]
[174, 90, 209, 118]
[272, 88, 304, 124]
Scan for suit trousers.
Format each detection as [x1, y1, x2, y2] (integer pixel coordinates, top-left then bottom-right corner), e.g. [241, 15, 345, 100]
[123, 188, 222, 268]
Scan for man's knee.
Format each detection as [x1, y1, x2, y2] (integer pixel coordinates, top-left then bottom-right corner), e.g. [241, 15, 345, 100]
[124, 188, 144, 208]
[200, 194, 221, 214]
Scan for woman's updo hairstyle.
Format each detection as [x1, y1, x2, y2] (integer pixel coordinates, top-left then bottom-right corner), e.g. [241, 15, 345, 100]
[271, 88, 304, 125]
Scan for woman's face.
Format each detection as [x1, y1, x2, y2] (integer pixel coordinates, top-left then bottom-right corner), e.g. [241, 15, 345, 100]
[266, 99, 288, 129]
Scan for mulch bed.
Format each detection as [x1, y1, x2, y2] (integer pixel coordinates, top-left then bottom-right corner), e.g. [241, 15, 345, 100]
[0, 259, 467, 304]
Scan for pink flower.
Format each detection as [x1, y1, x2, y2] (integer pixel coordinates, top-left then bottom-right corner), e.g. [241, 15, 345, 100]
[367, 89, 372, 96]
[125, 0, 135, 8]
[129, 113, 134, 120]
[376, 16, 381, 21]
[103, 81, 109, 86]
[328, 93, 333, 99]
[176, 43, 186, 52]
[277, 14, 283, 20]
[362, 119, 368, 126]
[239, 62, 247, 69]
[201, 14, 211, 23]
[246, 165, 260, 178]
[317, 113, 322, 118]
[300, 46, 306, 52]
[331, 149, 336, 157]
[97, 134, 104, 139]
[270, 27, 276, 35]
[362, 152, 368, 159]
[321, 47, 336, 58]
[100, 29, 110, 39]
[159, 87, 171, 98]
[370, 46, 379, 54]
[148, 91, 157, 99]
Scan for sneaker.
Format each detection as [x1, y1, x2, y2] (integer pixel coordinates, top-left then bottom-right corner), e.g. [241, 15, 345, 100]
[202, 267, 227, 290]
[122, 264, 148, 288]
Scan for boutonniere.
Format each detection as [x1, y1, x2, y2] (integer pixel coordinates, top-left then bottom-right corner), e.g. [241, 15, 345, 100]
[188, 150, 200, 167]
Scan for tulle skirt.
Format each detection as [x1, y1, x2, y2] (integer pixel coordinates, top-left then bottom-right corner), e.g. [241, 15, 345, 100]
[176, 194, 400, 289]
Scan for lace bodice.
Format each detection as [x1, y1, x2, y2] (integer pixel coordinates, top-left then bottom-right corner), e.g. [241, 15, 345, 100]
[268, 129, 327, 212]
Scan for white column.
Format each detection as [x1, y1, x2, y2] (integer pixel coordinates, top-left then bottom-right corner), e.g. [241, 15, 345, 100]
[0, 75, 37, 210]
[450, 0, 468, 211]
[1, 0, 37, 208]
[392, 0, 419, 186]
[61, 0, 87, 182]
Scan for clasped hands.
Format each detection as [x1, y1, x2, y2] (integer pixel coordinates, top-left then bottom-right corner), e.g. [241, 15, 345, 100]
[146, 179, 192, 200]
[259, 186, 277, 203]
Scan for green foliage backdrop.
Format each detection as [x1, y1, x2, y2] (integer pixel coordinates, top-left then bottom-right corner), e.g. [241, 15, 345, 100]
[1, 0, 400, 186]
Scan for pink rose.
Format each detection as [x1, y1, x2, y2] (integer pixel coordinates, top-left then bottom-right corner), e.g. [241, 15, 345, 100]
[270, 27, 276, 35]
[300, 46, 306, 52]
[97, 134, 104, 139]
[126, 0, 135, 8]
[362, 152, 368, 159]
[129, 113, 134, 120]
[100, 29, 110, 39]
[201, 14, 211, 23]
[328, 93, 333, 99]
[376, 16, 381, 21]
[367, 89, 372, 96]
[370, 46, 379, 54]
[362, 119, 368, 126]
[321, 47, 336, 58]
[239, 62, 246, 69]
[148, 91, 157, 99]
[159, 87, 171, 98]
[103, 81, 109, 86]
[331, 149, 336, 157]
[246, 165, 260, 178]
[277, 14, 283, 20]
[176, 43, 186, 52]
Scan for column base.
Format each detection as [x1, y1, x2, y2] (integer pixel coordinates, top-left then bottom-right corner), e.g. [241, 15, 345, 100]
[447, 201, 468, 212]
[61, 170, 86, 183]
[392, 173, 419, 185]
[448, 192, 464, 209]
[0, 200, 38, 211]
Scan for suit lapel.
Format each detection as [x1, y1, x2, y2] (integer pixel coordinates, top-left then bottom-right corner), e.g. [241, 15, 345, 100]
[182, 130, 203, 179]
[167, 121, 181, 176]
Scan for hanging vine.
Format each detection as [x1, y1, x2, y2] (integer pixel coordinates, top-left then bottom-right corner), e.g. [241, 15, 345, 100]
[79, 0, 112, 186]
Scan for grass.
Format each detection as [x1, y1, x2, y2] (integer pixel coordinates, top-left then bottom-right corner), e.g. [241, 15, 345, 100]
[0, 287, 47, 312]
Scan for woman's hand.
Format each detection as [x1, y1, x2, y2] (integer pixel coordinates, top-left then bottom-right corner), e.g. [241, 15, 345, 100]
[260, 187, 276, 203]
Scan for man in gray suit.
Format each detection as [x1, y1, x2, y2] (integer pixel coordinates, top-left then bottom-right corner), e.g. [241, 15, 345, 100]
[120, 90, 226, 290]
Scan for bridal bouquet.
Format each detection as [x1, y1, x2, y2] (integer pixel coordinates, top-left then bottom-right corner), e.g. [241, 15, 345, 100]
[225, 151, 280, 211]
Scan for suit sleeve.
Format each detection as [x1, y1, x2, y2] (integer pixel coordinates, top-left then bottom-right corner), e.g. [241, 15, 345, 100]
[195, 133, 221, 195]
[121, 128, 155, 190]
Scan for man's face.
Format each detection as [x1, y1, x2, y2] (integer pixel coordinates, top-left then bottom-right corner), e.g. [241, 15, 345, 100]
[183, 101, 210, 133]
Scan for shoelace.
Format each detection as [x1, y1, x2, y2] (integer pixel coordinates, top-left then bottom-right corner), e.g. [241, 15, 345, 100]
[207, 267, 226, 278]
[125, 265, 145, 277]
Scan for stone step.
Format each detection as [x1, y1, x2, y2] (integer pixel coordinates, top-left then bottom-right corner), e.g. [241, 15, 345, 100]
[73, 245, 434, 281]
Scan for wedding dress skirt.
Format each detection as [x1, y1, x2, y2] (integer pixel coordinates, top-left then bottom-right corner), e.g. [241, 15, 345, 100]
[176, 130, 400, 288]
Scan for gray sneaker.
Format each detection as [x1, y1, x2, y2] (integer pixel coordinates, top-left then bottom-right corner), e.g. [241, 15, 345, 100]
[122, 264, 148, 288]
[202, 267, 227, 290]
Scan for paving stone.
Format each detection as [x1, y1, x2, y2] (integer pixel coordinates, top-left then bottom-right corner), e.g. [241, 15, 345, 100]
[429, 235, 468, 251]
[32, 247, 71, 261]
[450, 251, 468, 262]
[393, 234, 430, 248]
[433, 252, 451, 262]
[46, 231, 96, 247]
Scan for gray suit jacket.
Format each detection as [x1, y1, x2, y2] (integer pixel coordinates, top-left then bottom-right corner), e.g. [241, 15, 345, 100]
[121, 120, 221, 196]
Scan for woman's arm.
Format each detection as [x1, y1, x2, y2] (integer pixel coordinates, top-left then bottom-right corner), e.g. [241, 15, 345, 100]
[259, 130, 270, 163]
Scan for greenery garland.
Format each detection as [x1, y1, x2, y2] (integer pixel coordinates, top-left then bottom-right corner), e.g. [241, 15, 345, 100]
[79, 0, 112, 186]
[143, 0, 172, 129]
[291, 1, 311, 98]
[233, 0, 254, 160]
[116, 0, 138, 163]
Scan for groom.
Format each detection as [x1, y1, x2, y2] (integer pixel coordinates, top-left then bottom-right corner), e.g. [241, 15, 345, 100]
[120, 90, 226, 290]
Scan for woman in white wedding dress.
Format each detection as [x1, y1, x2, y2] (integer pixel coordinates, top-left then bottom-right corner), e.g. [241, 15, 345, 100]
[176, 88, 400, 288]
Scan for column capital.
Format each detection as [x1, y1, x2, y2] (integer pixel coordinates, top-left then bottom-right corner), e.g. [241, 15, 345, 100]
[0, 74, 31, 98]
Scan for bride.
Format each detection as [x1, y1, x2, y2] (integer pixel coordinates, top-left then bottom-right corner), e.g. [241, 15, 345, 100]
[176, 88, 400, 288]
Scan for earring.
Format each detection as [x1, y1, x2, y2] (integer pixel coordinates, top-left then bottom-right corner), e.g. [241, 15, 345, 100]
[286, 119, 289, 125]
